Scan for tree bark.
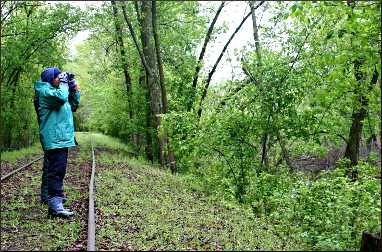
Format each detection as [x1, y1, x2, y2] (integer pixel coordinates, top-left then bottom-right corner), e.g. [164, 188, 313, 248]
[141, 1, 165, 166]
[261, 115, 270, 167]
[345, 65, 379, 168]
[152, 0, 177, 173]
[151, 0, 167, 113]
[140, 70, 154, 163]
[343, 0, 380, 170]
[111, 0, 136, 144]
[111, 0, 132, 96]
[276, 130, 294, 171]
[121, 1, 165, 165]
[249, 1, 262, 68]
[249, 1, 269, 167]
[135, 1, 155, 163]
[121, 2, 153, 77]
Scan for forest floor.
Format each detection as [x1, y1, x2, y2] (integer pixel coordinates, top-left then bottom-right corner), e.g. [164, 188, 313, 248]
[1, 146, 90, 251]
[1, 133, 300, 251]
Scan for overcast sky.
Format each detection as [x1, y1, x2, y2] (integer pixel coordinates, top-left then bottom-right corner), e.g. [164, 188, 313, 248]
[66, 1, 266, 84]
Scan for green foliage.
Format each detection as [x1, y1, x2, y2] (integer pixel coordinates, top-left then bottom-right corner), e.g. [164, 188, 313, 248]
[162, 1, 380, 250]
[189, 160, 380, 250]
[1, 2, 85, 150]
[68, 1, 211, 158]
[3, 1, 380, 250]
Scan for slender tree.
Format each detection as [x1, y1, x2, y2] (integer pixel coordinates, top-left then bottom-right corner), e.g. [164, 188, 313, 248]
[122, 1, 165, 166]
[343, 1, 380, 169]
[197, 1, 265, 119]
[187, 1, 225, 111]
[111, 0, 134, 144]
[151, 0, 177, 173]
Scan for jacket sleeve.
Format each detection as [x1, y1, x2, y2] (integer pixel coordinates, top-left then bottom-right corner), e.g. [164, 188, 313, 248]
[69, 90, 80, 112]
[39, 85, 69, 109]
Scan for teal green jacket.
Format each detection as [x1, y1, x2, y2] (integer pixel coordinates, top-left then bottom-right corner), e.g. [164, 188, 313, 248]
[34, 81, 80, 150]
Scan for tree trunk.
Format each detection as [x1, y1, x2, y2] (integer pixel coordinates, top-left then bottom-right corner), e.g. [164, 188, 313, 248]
[122, 1, 165, 165]
[134, 2, 148, 153]
[249, 1, 269, 168]
[345, 64, 379, 168]
[141, 1, 165, 166]
[260, 113, 269, 168]
[276, 130, 294, 171]
[111, 0, 132, 97]
[249, 1, 262, 68]
[152, 0, 176, 173]
[111, 0, 135, 143]
[143, 72, 154, 163]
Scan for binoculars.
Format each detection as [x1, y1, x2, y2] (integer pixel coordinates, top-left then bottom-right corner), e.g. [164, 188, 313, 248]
[59, 72, 76, 83]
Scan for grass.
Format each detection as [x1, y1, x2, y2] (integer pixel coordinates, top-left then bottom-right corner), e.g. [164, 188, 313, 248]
[76, 132, 135, 153]
[95, 150, 290, 250]
[1, 143, 42, 164]
[6, 132, 361, 250]
[1, 161, 81, 250]
[0, 137, 91, 251]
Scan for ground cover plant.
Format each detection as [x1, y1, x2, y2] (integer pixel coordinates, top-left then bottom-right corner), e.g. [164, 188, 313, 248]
[95, 143, 288, 250]
[1, 1, 380, 251]
[1, 137, 91, 250]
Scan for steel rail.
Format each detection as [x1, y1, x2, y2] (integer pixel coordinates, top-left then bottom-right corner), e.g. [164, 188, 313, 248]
[1, 155, 44, 181]
[87, 133, 96, 251]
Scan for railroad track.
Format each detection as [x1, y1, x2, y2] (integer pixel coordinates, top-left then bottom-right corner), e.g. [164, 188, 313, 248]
[1, 133, 98, 251]
[88, 134, 96, 251]
[1, 155, 44, 181]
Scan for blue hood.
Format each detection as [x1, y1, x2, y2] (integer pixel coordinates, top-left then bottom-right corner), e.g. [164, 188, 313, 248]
[41, 67, 61, 84]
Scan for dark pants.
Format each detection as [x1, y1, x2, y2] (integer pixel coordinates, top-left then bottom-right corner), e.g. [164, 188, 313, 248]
[46, 148, 68, 198]
[41, 153, 49, 201]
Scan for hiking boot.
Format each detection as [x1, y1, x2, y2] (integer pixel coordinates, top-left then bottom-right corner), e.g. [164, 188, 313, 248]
[47, 196, 74, 218]
[42, 196, 67, 205]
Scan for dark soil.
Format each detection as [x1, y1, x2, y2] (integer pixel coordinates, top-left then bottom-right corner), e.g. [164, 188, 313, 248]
[63, 147, 92, 251]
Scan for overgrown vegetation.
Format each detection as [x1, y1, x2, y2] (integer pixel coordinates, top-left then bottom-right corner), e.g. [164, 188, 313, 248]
[94, 136, 287, 250]
[186, 160, 380, 250]
[1, 1, 380, 250]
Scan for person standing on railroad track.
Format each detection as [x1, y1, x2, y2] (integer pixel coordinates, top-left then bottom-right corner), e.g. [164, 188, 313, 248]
[33, 67, 80, 218]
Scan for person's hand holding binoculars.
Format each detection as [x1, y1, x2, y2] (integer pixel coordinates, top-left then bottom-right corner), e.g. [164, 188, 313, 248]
[69, 80, 80, 91]
[59, 72, 80, 91]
